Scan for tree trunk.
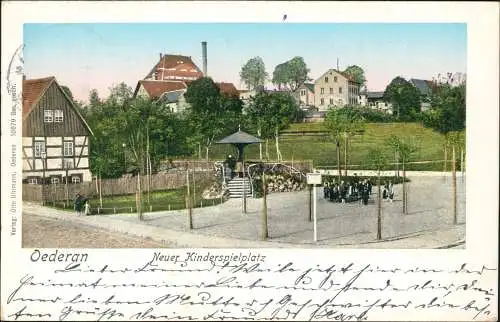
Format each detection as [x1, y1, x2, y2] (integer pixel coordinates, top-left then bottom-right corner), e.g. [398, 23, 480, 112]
[192, 170, 196, 208]
[377, 169, 382, 240]
[395, 151, 399, 178]
[265, 139, 269, 160]
[344, 135, 348, 177]
[136, 172, 143, 221]
[186, 170, 193, 229]
[308, 184, 312, 222]
[443, 145, 447, 174]
[275, 128, 282, 162]
[99, 173, 103, 208]
[402, 158, 406, 214]
[452, 146, 457, 224]
[205, 146, 209, 161]
[460, 148, 464, 178]
[258, 128, 263, 160]
[336, 141, 341, 182]
[198, 143, 202, 159]
[261, 172, 268, 240]
[242, 160, 247, 214]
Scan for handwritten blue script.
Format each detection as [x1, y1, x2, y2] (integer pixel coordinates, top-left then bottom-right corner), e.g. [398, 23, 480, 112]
[4, 252, 498, 321]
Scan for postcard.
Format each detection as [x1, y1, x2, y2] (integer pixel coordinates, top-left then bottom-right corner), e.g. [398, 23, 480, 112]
[1, 1, 498, 321]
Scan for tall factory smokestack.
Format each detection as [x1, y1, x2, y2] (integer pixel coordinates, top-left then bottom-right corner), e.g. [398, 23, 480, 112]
[202, 41, 208, 76]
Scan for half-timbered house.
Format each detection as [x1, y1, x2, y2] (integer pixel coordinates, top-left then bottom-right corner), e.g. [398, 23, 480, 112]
[22, 76, 93, 184]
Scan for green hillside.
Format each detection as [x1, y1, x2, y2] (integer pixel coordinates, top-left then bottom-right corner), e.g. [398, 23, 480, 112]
[205, 122, 456, 171]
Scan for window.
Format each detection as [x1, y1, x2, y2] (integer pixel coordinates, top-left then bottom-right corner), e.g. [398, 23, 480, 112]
[329, 98, 334, 105]
[44, 110, 54, 122]
[28, 177, 38, 185]
[54, 110, 64, 122]
[63, 142, 74, 157]
[339, 87, 343, 94]
[320, 88, 324, 94]
[320, 98, 324, 105]
[334, 76, 338, 82]
[330, 88, 333, 94]
[325, 77, 329, 83]
[71, 176, 81, 184]
[51, 177, 60, 184]
[300, 90, 306, 96]
[34, 141, 46, 157]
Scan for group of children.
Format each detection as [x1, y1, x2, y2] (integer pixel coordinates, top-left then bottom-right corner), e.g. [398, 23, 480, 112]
[323, 179, 372, 205]
[323, 177, 396, 205]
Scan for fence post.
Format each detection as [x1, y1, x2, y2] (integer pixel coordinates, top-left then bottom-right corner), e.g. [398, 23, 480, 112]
[130, 207, 133, 213]
[114, 207, 116, 214]
[201, 200, 203, 208]
[168, 204, 171, 211]
[150, 205, 152, 212]
[98, 207, 100, 215]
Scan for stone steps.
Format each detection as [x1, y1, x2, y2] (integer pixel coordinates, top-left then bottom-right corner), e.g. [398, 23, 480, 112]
[227, 177, 252, 198]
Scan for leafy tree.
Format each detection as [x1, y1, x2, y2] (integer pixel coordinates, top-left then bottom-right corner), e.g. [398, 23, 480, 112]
[272, 57, 311, 91]
[383, 76, 421, 120]
[240, 57, 268, 90]
[108, 82, 133, 106]
[88, 89, 102, 109]
[244, 91, 297, 161]
[385, 136, 418, 214]
[184, 77, 243, 160]
[338, 108, 365, 176]
[272, 62, 288, 91]
[60, 85, 74, 102]
[343, 65, 367, 90]
[324, 109, 348, 181]
[428, 83, 466, 134]
[366, 147, 389, 240]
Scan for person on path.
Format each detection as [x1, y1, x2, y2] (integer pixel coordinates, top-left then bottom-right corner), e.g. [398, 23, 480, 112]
[388, 181, 394, 203]
[83, 196, 91, 215]
[74, 193, 83, 216]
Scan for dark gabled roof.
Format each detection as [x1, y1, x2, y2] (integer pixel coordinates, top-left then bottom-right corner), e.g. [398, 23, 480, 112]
[366, 91, 385, 99]
[304, 83, 315, 93]
[216, 82, 239, 97]
[217, 130, 262, 145]
[410, 78, 432, 96]
[134, 80, 187, 98]
[23, 76, 93, 136]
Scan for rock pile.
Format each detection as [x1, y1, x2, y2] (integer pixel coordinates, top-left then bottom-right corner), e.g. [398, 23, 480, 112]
[201, 182, 228, 199]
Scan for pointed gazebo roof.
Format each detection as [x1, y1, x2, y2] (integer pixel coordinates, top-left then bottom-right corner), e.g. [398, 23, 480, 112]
[217, 128, 262, 145]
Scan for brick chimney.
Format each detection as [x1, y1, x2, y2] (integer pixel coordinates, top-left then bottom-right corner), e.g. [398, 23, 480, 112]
[202, 41, 207, 76]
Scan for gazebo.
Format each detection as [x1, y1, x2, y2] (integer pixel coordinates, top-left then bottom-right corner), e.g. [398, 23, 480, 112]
[217, 127, 262, 213]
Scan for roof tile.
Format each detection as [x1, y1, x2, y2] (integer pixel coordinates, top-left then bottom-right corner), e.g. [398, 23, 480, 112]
[22, 76, 55, 116]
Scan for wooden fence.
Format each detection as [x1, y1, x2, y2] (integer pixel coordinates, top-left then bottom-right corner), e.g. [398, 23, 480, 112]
[23, 170, 214, 203]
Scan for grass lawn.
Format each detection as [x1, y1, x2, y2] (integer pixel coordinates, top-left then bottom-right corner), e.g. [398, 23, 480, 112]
[51, 183, 225, 215]
[207, 122, 456, 170]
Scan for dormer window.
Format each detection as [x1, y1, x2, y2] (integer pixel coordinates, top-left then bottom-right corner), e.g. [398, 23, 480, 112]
[325, 77, 329, 83]
[334, 76, 338, 82]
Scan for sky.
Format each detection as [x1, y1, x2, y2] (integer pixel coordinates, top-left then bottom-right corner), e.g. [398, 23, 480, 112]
[23, 23, 467, 103]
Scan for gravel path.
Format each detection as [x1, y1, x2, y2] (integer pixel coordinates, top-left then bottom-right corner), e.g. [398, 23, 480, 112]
[22, 213, 167, 248]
